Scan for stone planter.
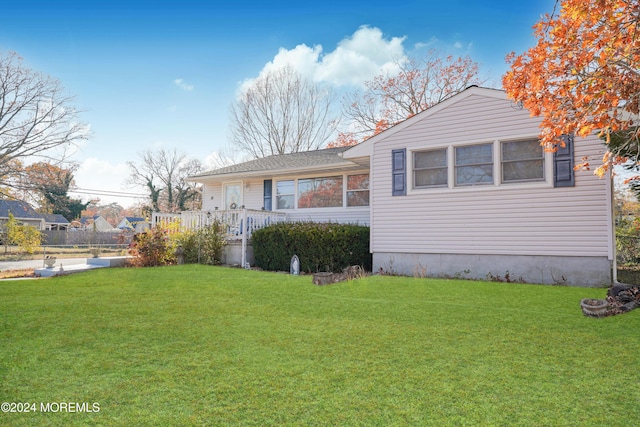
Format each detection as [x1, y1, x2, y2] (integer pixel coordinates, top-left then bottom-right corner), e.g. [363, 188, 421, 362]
[580, 298, 609, 317]
[90, 248, 101, 258]
[44, 257, 57, 268]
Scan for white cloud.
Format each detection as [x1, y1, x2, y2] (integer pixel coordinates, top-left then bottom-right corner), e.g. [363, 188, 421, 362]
[241, 26, 408, 92]
[72, 157, 141, 207]
[315, 26, 406, 86]
[174, 78, 194, 91]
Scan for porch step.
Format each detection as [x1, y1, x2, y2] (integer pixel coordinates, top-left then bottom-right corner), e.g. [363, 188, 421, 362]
[35, 256, 132, 277]
[35, 263, 102, 277]
[87, 256, 132, 267]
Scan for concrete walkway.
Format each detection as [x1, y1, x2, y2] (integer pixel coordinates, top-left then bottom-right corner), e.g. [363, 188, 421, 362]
[0, 258, 88, 271]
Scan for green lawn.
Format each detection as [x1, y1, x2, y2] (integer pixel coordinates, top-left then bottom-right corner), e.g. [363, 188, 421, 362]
[0, 266, 638, 426]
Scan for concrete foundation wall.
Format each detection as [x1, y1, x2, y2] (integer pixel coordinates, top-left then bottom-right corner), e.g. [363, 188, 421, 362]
[373, 252, 612, 287]
[222, 241, 254, 266]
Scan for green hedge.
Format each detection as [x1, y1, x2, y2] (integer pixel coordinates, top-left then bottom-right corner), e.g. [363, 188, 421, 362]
[252, 222, 371, 273]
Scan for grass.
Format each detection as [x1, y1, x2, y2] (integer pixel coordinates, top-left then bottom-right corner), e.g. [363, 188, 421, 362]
[0, 265, 638, 426]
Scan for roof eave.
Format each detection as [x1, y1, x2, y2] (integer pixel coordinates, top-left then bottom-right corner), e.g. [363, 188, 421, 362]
[188, 160, 365, 183]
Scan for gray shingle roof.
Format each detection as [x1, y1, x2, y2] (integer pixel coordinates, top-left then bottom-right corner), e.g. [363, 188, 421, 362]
[0, 200, 69, 223]
[191, 147, 353, 179]
[0, 200, 41, 219]
[40, 213, 70, 224]
[80, 215, 101, 225]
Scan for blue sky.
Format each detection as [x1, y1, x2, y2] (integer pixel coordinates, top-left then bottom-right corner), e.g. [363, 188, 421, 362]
[0, 0, 556, 207]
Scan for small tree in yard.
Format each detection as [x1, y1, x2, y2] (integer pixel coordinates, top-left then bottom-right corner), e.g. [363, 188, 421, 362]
[2, 213, 41, 254]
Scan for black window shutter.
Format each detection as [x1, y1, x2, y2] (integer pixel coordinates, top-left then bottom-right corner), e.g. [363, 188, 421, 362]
[263, 179, 273, 210]
[392, 149, 406, 196]
[554, 134, 575, 187]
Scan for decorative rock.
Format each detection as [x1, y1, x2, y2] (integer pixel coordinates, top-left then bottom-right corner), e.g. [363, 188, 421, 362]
[312, 266, 366, 285]
[312, 272, 334, 286]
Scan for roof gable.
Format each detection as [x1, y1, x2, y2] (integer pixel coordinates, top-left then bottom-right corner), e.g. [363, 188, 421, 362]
[343, 86, 508, 159]
[124, 217, 145, 223]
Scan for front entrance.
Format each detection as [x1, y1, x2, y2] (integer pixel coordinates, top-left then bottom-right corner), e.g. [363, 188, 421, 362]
[224, 183, 242, 210]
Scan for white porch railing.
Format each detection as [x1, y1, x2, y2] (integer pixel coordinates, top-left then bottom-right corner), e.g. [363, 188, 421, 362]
[152, 209, 287, 240]
[151, 209, 287, 269]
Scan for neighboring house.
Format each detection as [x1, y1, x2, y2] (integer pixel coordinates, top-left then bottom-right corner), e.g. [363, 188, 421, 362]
[188, 86, 613, 286]
[190, 147, 371, 225]
[0, 199, 46, 230]
[41, 214, 70, 231]
[76, 215, 115, 232]
[117, 217, 147, 232]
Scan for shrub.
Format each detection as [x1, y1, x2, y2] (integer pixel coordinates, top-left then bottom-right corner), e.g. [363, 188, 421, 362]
[2, 213, 41, 254]
[129, 226, 176, 267]
[616, 218, 640, 265]
[252, 222, 371, 272]
[173, 221, 226, 265]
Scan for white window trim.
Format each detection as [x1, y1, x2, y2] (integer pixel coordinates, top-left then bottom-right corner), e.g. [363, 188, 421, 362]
[500, 138, 548, 184]
[408, 138, 554, 195]
[412, 148, 448, 189]
[274, 179, 296, 210]
[346, 173, 370, 208]
[453, 141, 496, 187]
[272, 172, 370, 211]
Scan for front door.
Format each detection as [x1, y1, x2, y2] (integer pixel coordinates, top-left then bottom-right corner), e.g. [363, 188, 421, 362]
[224, 183, 242, 210]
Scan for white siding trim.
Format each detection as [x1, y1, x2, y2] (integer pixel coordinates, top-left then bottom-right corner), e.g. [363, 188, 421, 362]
[407, 138, 554, 196]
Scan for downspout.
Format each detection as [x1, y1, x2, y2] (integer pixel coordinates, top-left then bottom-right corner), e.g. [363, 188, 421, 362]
[611, 169, 618, 284]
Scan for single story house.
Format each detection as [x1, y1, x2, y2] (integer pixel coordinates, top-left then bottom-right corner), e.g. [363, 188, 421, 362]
[188, 86, 614, 287]
[0, 199, 73, 231]
[117, 216, 148, 232]
[0, 200, 46, 230]
[41, 213, 70, 231]
[74, 215, 115, 232]
[190, 146, 370, 225]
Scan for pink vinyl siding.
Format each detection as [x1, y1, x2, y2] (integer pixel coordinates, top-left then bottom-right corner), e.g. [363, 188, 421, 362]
[369, 92, 611, 258]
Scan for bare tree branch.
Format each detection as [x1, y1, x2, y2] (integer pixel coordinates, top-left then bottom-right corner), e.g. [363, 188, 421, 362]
[127, 148, 203, 212]
[341, 50, 483, 141]
[0, 51, 89, 182]
[230, 66, 338, 159]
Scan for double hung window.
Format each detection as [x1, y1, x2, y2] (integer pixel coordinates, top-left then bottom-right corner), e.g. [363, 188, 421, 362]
[347, 174, 369, 207]
[276, 180, 294, 209]
[501, 139, 544, 183]
[413, 149, 448, 188]
[455, 143, 494, 186]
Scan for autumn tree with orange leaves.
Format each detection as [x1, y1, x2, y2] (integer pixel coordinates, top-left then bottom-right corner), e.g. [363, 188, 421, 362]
[503, 0, 640, 179]
[22, 162, 87, 220]
[330, 50, 482, 147]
